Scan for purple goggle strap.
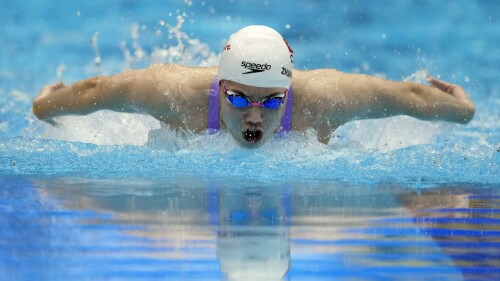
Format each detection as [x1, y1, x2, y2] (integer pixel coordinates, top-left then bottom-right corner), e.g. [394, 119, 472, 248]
[279, 86, 293, 136]
[207, 78, 220, 134]
[207, 77, 292, 135]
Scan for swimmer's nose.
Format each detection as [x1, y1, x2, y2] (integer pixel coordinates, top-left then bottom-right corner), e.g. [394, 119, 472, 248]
[245, 106, 263, 124]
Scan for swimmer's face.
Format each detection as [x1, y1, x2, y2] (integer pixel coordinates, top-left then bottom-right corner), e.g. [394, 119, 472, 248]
[220, 80, 288, 148]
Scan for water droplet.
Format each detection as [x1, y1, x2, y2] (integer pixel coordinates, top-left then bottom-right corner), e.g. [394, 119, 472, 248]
[56, 64, 65, 79]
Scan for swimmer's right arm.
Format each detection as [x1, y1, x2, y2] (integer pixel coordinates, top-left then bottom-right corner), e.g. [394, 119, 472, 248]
[33, 75, 132, 121]
[33, 64, 217, 125]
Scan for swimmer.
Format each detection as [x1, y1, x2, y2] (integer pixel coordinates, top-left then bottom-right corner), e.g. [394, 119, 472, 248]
[33, 25, 475, 148]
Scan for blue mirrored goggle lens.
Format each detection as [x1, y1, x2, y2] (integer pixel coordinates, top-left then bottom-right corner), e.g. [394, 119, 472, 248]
[226, 95, 250, 108]
[261, 98, 283, 109]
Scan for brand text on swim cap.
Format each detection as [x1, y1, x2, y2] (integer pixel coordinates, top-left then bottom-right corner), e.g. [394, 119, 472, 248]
[281, 67, 292, 78]
[241, 61, 272, 74]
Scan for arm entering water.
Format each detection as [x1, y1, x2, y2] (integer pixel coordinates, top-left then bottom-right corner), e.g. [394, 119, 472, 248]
[292, 69, 475, 142]
[33, 76, 133, 121]
[33, 64, 217, 131]
[360, 74, 475, 123]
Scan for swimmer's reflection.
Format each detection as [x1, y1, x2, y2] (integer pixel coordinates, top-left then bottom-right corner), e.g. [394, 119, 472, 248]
[209, 188, 291, 281]
[31, 179, 499, 280]
[33, 179, 293, 280]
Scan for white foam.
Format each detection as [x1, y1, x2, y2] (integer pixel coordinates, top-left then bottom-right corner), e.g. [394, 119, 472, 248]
[41, 111, 160, 146]
[334, 116, 450, 152]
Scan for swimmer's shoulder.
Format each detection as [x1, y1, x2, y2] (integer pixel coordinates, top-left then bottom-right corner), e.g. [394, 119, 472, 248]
[292, 68, 344, 85]
[146, 64, 217, 82]
[291, 68, 345, 99]
[118, 63, 215, 96]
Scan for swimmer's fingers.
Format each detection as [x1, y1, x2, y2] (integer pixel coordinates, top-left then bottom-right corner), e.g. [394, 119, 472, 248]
[45, 117, 59, 127]
[37, 82, 65, 100]
[426, 75, 454, 93]
[426, 75, 469, 101]
[33, 82, 66, 122]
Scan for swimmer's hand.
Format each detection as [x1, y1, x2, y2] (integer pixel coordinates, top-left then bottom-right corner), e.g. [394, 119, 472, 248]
[426, 75, 475, 117]
[33, 82, 66, 125]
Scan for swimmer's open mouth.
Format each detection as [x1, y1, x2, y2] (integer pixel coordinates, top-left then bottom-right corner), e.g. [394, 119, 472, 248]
[243, 129, 263, 143]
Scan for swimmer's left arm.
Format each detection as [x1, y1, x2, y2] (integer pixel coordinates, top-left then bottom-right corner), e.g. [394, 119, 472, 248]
[295, 70, 475, 126]
[293, 70, 475, 142]
[362, 74, 475, 123]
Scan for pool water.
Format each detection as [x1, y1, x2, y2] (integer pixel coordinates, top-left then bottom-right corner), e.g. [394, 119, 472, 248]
[2, 177, 499, 280]
[1, 1, 499, 280]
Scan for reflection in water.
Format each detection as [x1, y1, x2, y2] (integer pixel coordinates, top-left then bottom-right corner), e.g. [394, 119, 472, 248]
[3, 178, 498, 280]
[213, 188, 291, 281]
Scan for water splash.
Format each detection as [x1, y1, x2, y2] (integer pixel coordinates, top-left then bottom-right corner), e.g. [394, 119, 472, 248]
[119, 14, 218, 69]
[91, 32, 101, 67]
[55, 64, 66, 80]
[404, 69, 428, 83]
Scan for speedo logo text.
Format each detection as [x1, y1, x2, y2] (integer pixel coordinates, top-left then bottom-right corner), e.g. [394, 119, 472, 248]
[241, 61, 271, 74]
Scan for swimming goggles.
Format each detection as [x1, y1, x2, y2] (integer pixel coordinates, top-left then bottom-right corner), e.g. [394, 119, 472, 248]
[220, 80, 286, 110]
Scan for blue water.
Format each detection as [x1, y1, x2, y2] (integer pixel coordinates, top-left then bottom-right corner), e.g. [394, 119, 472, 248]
[1, 1, 499, 280]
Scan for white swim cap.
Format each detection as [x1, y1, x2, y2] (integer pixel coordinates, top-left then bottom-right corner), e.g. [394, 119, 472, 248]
[218, 25, 294, 88]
